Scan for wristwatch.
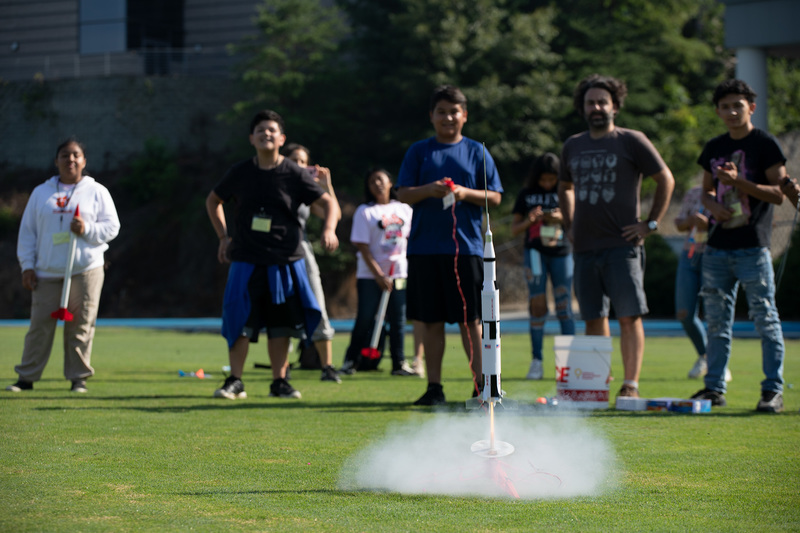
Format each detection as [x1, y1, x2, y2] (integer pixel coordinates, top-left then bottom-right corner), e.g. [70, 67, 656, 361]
[646, 219, 658, 232]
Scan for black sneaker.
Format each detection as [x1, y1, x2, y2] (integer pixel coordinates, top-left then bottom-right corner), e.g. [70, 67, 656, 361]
[321, 365, 341, 383]
[269, 378, 301, 399]
[6, 380, 33, 392]
[413, 383, 446, 406]
[214, 376, 247, 400]
[339, 360, 356, 376]
[70, 380, 88, 393]
[756, 390, 784, 413]
[691, 388, 726, 406]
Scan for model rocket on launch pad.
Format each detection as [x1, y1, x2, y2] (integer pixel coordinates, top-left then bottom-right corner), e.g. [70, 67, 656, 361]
[464, 144, 517, 458]
[465, 225, 517, 412]
[465, 221, 517, 458]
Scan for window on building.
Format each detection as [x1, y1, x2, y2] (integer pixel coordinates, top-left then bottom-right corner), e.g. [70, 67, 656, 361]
[128, 0, 184, 74]
[79, 0, 127, 55]
[78, 0, 185, 74]
[127, 0, 184, 50]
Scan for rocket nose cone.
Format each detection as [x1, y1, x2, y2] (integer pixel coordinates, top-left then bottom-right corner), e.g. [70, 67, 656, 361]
[483, 239, 495, 258]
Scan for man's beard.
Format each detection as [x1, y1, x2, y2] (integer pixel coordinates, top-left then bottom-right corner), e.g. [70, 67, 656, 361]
[587, 111, 613, 131]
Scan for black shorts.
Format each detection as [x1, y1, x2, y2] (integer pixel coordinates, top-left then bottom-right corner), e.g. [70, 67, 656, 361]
[406, 254, 482, 324]
[244, 265, 305, 341]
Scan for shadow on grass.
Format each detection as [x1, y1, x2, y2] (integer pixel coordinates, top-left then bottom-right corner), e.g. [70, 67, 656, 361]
[13, 390, 787, 417]
[590, 410, 791, 418]
[30, 398, 417, 413]
[30, 400, 778, 417]
[177, 489, 344, 496]
[505, 405, 788, 418]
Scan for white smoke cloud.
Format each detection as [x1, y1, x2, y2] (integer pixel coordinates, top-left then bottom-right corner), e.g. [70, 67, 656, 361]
[339, 410, 618, 500]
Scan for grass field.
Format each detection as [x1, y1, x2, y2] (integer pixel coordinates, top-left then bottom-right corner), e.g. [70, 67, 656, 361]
[1, 326, 799, 532]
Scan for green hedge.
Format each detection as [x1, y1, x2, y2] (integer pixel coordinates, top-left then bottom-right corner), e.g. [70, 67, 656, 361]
[775, 224, 800, 319]
[643, 234, 678, 318]
[643, 228, 800, 320]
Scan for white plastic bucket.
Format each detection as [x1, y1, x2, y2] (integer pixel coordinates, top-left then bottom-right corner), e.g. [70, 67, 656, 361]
[553, 335, 612, 409]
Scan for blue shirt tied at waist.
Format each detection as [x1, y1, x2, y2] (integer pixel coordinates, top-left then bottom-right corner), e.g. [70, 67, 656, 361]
[221, 260, 321, 348]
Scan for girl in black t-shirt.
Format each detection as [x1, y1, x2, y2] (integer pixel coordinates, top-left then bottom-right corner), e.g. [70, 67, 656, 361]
[511, 153, 575, 380]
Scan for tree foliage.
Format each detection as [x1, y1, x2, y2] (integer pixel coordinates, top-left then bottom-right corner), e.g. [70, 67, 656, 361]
[227, 0, 346, 117]
[326, 0, 568, 183]
[547, 0, 730, 192]
[767, 57, 800, 137]
[228, 0, 794, 199]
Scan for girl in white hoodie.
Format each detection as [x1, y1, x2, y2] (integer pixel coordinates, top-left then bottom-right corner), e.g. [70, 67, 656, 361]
[7, 138, 120, 393]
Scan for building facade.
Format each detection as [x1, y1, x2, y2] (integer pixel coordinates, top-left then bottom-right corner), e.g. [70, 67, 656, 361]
[0, 0, 262, 81]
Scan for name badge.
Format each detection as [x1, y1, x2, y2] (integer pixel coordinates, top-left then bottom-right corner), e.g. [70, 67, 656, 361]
[251, 215, 272, 233]
[442, 192, 455, 210]
[540, 225, 557, 238]
[52, 232, 71, 245]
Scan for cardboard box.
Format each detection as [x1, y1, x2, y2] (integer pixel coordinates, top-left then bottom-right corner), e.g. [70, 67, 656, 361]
[615, 396, 711, 413]
[668, 398, 711, 413]
[648, 397, 711, 414]
[646, 399, 672, 411]
[615, 396, 648, 411]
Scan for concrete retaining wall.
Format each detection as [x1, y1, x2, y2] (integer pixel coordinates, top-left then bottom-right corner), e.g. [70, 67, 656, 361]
[0, 76, 243, 171]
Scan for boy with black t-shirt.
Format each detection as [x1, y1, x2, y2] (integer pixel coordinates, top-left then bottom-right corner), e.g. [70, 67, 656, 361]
[690, 79, 787, 413]
[205, 110, 339, 400]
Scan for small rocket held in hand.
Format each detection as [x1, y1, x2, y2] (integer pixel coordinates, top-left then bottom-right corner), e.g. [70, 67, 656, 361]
[51, 205, 80, 321]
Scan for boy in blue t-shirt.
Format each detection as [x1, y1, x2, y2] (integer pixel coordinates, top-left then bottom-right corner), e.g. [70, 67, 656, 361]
[396, 85, 504, 406]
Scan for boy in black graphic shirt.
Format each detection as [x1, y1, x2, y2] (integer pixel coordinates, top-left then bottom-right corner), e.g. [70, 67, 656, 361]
[691, 79, 787, 413]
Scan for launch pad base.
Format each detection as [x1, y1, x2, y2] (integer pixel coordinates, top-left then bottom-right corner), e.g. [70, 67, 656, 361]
[470, 439, 515, 458]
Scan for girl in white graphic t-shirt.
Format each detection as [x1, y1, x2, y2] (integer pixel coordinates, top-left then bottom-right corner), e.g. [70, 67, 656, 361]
[341, 169, 417, 376]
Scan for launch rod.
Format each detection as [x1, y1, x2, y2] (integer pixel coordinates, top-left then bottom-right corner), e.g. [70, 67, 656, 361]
[483, 142, 489, 227]
[489, 400, 496, 456]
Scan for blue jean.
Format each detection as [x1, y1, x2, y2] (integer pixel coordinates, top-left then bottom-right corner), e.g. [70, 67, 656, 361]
[524, 249, 575, 360]
[344, 278, 407, 370]
[700, 246, 784, 393]
[674, 249, 707, 357]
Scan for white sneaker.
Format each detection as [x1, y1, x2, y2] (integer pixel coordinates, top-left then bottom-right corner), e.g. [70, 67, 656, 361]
[391, 362, 417, 376]
[688, 356, 707, 379]
[411, 359, 425, 379]
[724, 367, 732, 382]
[526, 359, 543, 380]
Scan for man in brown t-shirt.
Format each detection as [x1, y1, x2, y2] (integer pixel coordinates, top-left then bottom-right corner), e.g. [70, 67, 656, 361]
[558, 74, 674, 399]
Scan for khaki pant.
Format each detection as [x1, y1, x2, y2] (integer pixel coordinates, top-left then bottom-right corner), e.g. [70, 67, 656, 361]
[15, 266, 105, 382]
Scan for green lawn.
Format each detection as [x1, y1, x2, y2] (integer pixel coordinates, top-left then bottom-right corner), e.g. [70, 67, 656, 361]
[1, 326, 798, 532]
